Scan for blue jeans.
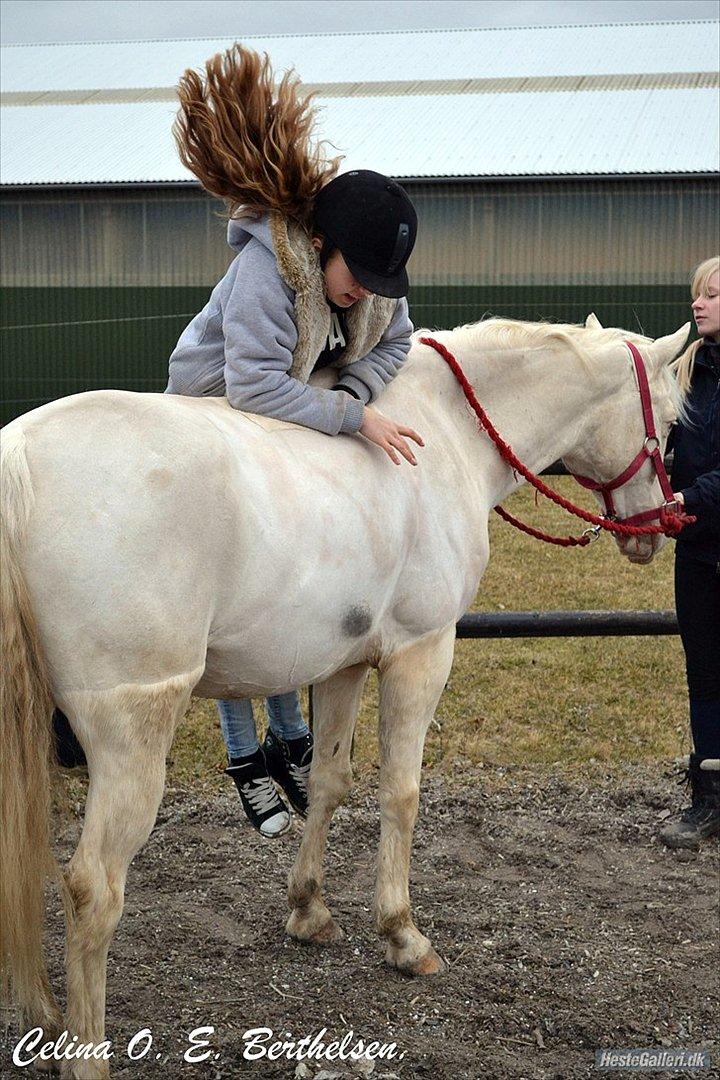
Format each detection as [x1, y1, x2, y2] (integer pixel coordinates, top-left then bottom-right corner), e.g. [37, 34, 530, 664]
[217, 692, 308, 759]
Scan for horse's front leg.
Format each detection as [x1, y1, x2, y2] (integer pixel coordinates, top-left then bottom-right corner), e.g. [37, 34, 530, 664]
[286, 663, 369, 944]
[375, 623, 456, 976]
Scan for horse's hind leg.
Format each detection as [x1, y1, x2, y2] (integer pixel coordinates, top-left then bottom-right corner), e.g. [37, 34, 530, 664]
[375, 623, 456, 976]
[60, 674, 195, 1079]
[286, 663, 369, 944]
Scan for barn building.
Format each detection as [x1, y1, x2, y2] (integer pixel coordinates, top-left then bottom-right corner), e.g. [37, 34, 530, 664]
[1, 20, 719, 422]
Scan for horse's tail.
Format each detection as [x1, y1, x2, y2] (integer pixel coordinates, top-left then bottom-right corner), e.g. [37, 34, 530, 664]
[0, 425, 60, 1029]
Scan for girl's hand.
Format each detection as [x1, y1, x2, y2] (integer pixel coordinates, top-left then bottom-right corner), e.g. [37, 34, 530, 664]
[359, 407, 424, 466]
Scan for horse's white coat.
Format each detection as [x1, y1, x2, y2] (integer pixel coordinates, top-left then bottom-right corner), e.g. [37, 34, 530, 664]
[1, 318, 688, 1077]
[18, 322, 684, 703]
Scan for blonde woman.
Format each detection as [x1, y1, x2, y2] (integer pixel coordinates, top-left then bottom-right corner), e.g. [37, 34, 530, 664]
[660, 256, 720, 849]
[165, 46, 421, 837]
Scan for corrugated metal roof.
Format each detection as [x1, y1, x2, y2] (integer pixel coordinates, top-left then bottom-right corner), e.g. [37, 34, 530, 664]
[1, 21, 718, 94]
[2, 22, 718, 185]
[325, 88, 720, 178]
[2, 87, 718, 185]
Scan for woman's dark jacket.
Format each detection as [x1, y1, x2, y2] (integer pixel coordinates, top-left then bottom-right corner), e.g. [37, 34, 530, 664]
[669, 339, 720, 568]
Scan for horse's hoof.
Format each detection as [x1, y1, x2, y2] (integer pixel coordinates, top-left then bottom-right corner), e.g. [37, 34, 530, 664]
[308, 918, 344, 945]
[389, 945, 445, 977]
[286, 912, 343, 945]
[409, 947, 445, 976]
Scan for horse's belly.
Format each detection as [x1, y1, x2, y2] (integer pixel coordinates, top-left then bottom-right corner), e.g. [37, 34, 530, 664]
[195, 483, 489, 697]
[198, 613, 388, 696]
[194, 641, 363, 699]
[196, 544, 485, 700]
[198, 572, 388, 697]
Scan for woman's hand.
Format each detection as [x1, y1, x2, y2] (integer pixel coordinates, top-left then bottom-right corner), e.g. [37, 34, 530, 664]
[359, 406, 424, 466]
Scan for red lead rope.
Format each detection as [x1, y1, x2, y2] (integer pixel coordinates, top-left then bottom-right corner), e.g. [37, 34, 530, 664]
[419, 336, 696, 548]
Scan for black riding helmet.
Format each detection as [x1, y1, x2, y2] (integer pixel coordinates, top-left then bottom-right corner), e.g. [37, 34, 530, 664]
[313, 170, 418, 299]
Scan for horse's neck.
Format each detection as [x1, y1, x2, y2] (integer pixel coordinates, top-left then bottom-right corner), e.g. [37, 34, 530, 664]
[433, 336, 606, 505]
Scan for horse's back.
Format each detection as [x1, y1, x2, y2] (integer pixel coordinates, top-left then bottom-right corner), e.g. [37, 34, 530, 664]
[8, 388, 258, 459]
[6, 390, 315, 520]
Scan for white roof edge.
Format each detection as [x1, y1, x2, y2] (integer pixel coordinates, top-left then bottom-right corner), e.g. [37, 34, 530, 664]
[4, 172, 717, 188]
[2, 19, 718, 49]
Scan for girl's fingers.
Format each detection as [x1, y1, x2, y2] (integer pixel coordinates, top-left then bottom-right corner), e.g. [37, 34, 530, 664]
[369, 425, 420, 465]
[391, 437, 417, 466]
[398, 426, 424, 446]
[383, 441, 401, 465]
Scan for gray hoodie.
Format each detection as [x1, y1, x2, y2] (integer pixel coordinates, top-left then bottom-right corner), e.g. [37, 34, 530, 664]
[165, 215, 413, 435]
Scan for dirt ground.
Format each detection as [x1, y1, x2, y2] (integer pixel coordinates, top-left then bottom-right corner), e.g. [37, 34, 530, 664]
[4, 764, 719, 1080]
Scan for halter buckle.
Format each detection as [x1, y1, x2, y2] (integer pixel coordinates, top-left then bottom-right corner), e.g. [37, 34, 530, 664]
[643, 435, 660, 454]
[582, 525, 602, 542]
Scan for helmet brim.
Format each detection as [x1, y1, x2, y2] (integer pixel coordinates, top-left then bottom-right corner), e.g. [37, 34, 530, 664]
[344, 255, 409, 299]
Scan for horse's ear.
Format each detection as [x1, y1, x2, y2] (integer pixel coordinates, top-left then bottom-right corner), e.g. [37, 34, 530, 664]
[585, 312, 603, 330]
[651, 323, 691, 368]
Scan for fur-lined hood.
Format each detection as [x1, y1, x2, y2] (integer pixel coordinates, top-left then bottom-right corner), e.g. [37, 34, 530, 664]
[228, 213, 396, 383]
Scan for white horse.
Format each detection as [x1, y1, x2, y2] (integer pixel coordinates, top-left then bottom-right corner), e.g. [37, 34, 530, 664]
[1, 315, 687, 1078]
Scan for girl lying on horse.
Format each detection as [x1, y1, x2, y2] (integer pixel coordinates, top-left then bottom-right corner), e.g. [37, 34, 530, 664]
[166, 44, 423, 836]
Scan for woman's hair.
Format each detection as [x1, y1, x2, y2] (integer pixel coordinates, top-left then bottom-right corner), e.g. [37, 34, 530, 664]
[173, 44, 341, 226]
[672, 255, 720, 394]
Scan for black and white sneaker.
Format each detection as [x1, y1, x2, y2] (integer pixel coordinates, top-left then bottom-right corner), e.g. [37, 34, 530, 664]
[225, 747, 292, 837]
[263, 729, 314, 818]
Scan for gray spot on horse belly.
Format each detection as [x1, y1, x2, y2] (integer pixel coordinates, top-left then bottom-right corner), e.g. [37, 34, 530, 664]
[342, 605, 372, 638]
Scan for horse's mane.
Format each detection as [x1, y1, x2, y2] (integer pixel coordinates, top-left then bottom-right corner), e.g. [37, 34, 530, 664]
[446, 316, 652, 364]
[414, 316, 687, 421]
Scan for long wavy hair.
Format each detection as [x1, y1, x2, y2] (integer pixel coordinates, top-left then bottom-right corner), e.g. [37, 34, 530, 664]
[173, 44, 341, 227]
[672, 256, 720, 394]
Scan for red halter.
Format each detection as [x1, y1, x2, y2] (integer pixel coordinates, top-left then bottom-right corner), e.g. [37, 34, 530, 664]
[570, 341, 676, 526]
[419, 335, 695, 547]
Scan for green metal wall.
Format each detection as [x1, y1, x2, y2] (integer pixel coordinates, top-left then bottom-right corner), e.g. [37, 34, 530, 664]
[2, 178, 718, 426]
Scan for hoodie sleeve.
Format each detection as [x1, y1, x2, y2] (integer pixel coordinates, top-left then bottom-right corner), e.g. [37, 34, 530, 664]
[222, 240, 364, 435]
[331, 297, 413, 405]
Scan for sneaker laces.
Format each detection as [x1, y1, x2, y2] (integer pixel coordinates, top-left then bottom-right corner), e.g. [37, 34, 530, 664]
[288, 759, 311, 798]
[240, 774, 285, 816]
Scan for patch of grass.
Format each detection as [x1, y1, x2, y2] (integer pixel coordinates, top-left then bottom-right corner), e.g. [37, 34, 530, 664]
[169, 478, 689, 790]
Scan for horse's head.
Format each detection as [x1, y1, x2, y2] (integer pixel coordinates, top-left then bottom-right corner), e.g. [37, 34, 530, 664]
[562, 317, 690, 565]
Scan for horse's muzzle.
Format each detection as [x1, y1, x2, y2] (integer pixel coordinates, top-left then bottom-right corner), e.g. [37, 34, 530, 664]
[615, 532, 665, 564]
